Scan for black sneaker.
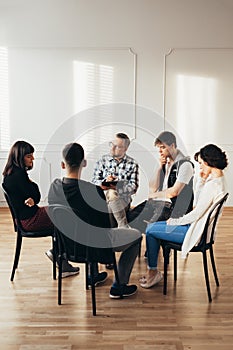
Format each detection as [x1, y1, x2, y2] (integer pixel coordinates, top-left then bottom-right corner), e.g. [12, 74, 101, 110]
[109, 284, 137, 299]
[88, 271, 108, 288]
[61, 260, 80, 278]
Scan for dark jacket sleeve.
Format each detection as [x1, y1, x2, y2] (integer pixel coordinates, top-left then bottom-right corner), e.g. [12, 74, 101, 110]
[3, 168, 40, 219]
[14, 170, 41, 204]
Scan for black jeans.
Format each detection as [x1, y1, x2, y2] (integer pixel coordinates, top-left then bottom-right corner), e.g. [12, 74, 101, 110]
[127, 200, 172, 233]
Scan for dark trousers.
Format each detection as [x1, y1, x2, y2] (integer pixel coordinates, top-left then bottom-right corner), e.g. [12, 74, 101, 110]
[127, 200, 172, 233]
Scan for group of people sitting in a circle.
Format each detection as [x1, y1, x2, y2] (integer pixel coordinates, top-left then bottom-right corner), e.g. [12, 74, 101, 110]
[2, 131, 228, 298]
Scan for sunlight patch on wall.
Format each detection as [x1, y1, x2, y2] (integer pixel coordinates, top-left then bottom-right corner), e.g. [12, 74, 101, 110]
[73, 61, 113, 113]
[0, 47, 10, 150]
[176, 74, 217, 144]
[73, 61, 114, 152]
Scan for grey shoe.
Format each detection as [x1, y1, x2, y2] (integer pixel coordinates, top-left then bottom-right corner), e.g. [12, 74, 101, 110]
[61, 260, 80, 278]
[45, 250, 80, 278]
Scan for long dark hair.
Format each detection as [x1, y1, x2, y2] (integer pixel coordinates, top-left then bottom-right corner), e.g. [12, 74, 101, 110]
[2, 141, 34, 176]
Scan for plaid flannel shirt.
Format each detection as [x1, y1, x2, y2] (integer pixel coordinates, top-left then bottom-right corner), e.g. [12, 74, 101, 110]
[92, 153, 139, 205]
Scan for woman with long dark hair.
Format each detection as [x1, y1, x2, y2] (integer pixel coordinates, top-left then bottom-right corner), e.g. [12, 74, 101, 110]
[2, 140, 79, 278]
[140, 144, 228, 288]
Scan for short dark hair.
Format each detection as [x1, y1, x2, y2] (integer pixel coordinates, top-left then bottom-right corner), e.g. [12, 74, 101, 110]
[3, 140, 34, 176]
[194, 144, 228, 170]
[62, 143, 84, 169]
[154, 131, 177, 147]
[116, 132, 130, 148]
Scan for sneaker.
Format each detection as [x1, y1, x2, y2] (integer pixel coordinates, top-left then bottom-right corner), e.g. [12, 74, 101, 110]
[109, 284, 137, 299]
[88, 271, 108, 288]
[140, 270, 163, 288]
[45, 250, 80, 278]
[61, 260, 80, 278]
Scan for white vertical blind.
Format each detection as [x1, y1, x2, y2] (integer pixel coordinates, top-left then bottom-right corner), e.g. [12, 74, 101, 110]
[0, 47, 10, 150]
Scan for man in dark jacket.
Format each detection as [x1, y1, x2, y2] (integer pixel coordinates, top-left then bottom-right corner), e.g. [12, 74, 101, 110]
[48, 142, 141, 299]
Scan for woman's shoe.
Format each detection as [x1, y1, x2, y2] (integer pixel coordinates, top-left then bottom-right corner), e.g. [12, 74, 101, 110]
[140, 270, 163, 288]
[139, 275, 147, 283]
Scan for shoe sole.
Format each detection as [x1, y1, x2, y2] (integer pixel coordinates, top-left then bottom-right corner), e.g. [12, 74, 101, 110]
[61, 270, 80, 278]
[109, 289, 137, 299]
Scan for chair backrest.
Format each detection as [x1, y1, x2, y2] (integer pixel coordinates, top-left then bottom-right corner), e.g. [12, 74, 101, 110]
[2, 185, 18, 232]
[48, 204, 115, 264]
[198, 193, 229, 248]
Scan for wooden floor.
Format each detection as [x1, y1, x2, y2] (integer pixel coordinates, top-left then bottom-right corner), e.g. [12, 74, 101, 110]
[0, 207, 233, 350]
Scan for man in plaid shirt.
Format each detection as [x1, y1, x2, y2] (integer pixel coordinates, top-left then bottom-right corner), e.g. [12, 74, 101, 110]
[92, 133, 139, 228]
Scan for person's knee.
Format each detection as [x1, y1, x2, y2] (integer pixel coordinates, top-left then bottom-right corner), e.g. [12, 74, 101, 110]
[145, 226, 151, 235]
[106, 189, 119, 201]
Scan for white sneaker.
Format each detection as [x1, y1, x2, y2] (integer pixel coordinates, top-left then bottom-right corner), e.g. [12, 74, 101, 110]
[140, 271, 163, 289]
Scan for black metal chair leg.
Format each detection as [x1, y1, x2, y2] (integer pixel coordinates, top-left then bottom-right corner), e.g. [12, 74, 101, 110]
[174, 249, 177, 281]
[90, 263, 96, 316]
[163, 248, 169, 295]
[209, 246, 219, 286]
[202, 251, 212, 302]
[52, 236, 56, 280]
[10, 233, 22, 281]
[58, 257, 62, 305]
[85, 262, 89, 290]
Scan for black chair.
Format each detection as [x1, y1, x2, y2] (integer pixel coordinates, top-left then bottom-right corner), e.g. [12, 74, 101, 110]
[49, 204, 121, 316]
[2, 186, 56, 281]
[161, 193, 229, 302]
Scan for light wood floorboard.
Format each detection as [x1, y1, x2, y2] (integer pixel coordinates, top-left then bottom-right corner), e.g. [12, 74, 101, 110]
[0, 207, 233, 350]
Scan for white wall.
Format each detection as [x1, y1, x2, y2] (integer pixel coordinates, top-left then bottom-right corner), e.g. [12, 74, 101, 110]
[0, 0, 233, 205]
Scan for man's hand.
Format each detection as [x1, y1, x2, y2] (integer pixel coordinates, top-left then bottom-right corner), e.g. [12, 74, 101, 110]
[100, 175, 118, 190]
[106, 175, 118, 182]
[159, 155, 167, 166]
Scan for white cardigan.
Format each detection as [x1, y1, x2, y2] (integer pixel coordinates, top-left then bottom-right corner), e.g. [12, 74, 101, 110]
[169, 176, 227, 258]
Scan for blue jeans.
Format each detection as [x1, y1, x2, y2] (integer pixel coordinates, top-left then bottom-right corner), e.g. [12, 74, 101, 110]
[145, 221, 190, 269]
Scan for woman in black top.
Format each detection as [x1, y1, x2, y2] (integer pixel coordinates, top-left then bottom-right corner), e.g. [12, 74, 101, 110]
[2, 140, 79, 278]
[3, 141, 53, 231]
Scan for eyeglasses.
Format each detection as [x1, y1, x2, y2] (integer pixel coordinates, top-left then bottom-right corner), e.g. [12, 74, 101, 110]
[109, 141, 125, 150]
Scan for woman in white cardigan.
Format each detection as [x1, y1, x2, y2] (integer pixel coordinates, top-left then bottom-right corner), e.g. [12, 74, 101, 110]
[140, 144, 228, 289]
